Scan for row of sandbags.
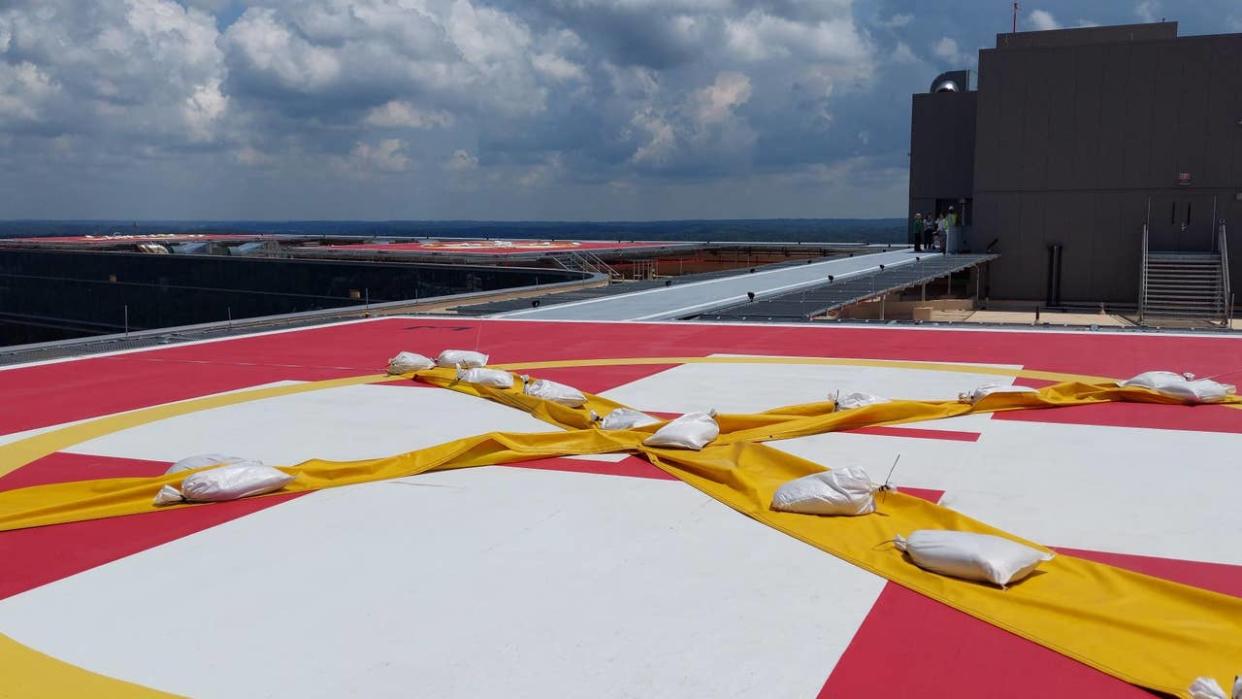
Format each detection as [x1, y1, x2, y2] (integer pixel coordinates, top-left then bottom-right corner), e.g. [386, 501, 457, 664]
[769, 465, 1052, 587]
[838, 370, 1236, 409]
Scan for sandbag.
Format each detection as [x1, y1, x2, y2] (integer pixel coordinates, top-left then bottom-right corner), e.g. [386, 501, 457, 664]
[643, 411, 719, 450]
[164, 453, 248, 475]
[959, 383, 1038, 404]
[1189, 676, 1241, 699]
[1121, 371, 1236, 404]
[834, 392, 889, 411]
[153, 464, 294, 506]
[386, 351, 434, 375]
[894, 529, 1053, 587]
[456, 367, 514, 389]
[523, 378, 587, 407]
[599, 407, 660, 431]
[770, 467, 880, 516]
[436, 349, 489, 368]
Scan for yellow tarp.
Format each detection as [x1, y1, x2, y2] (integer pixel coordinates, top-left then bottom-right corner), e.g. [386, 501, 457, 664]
[0, 366, 1238, 697]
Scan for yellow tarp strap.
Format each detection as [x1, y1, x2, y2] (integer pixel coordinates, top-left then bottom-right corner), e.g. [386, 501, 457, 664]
[0, 366, 1238, 697]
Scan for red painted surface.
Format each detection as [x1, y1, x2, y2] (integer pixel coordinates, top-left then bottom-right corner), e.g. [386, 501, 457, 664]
[322, 240, 674, 254]
[0, 452, 303, 601]
[9, 317, 1238, 438]
[821, 544, 1242, 699]
[1057, 547, 1242, 599]
[818, 582, 1156, 698]
[2, 234, 259, 244]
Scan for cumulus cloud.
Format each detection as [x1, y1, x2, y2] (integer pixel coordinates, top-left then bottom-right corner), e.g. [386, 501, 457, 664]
[931, 36, 972, 65]
[364, 101, 454, 129]
[692, 72, 751, 125]
[446, 149, 479, 173]
[0, 62, 57, 123]
[0, 0, 970, 218]
[1027, 9, 1061, 31]
[1135, 0, 1160, 23]
[343, 138, 410, 173]
[0, 0, 228, 146]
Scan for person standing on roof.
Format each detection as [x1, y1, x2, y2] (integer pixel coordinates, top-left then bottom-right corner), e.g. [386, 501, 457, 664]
[925, 215, 940, 252]
[944, 206, 959, 254]
[911, 213, 925, 252]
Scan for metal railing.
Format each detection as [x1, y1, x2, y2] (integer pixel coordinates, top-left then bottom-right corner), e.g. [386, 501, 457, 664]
[1220, 221, 1232, 327]
[551, 250, 623, 280]
[1138, 223, 1149, 324]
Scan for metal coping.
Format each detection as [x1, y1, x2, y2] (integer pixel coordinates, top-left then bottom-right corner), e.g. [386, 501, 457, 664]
[697, 254, 998, 322]
[450, 257, 839, 316]
[0, 272, 606, 366]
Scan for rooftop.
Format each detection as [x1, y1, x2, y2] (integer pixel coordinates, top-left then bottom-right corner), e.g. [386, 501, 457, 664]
[1, 316, 1239, 697]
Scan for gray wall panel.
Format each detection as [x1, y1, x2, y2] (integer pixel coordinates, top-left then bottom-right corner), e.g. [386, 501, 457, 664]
[964, 30, 1242, 301]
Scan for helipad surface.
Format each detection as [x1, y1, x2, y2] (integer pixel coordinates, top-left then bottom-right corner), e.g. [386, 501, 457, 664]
[1, 317, 1240, 698]
[0, 233, 264, 245]
[320, 239, 677, 254]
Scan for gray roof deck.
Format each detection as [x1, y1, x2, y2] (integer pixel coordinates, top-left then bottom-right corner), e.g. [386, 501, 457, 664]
[494, 249, 927, 321]
[698, 253, 997, 322]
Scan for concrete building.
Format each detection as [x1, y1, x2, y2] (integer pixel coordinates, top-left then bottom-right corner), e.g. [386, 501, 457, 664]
[910, 22, 1242, 314]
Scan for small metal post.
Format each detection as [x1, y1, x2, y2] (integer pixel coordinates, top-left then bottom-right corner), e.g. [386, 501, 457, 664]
[227, 307, 232, 329]
[365, 288, 370, 313]
[123, 305, 129, 338]
[921, 283, 926, 302]
[880, 294, 886, 320]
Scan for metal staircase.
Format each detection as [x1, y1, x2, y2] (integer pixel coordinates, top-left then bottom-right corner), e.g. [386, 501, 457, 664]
[1138, 223, 1231, 325]
[551, 250, 623, 281]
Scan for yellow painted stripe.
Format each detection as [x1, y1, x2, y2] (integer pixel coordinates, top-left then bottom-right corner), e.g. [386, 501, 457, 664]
[0, 374, 394, 479]
[0, 632, 180, 698]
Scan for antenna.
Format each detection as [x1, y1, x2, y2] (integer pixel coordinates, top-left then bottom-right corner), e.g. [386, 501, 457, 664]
[883, 454, 901, 489]
[1012, 1, 1019, 33]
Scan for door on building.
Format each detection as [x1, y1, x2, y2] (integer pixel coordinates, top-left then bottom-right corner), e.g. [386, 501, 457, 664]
[1147, 194, 1218, 252]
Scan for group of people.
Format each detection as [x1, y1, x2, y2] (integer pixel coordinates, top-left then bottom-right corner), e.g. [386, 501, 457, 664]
[910, 208, 958, 253]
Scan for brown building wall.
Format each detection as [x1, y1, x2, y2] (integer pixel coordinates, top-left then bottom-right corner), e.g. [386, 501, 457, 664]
[964, 25, 1242, 304]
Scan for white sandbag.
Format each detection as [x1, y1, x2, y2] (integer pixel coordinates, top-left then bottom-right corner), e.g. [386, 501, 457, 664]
[1189, 676, 1241, 699]
[523, 378, 586, 407]
[959, 383, 1038, 404]
[643, 411, 719, 450]
[1122, 370, 1193, 389]
[456, 367, 514, 389]
[164, 453, 248, 475]
[386, 351, 434, 375]
[894, 529, 1054, 587]
[1121, 370, 1236, 404]
[436, 349, 489, 368]
[154, 463, 295, 506]
[771, 467, 880, 516]
[834, 392, 890, 411]
[153, 485, 184, 506]
[599, 407, 661, 431]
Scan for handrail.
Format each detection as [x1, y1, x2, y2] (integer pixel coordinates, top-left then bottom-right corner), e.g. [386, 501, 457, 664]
[1220, 222, 1232, 327]
[1138, 223, 1149, 324]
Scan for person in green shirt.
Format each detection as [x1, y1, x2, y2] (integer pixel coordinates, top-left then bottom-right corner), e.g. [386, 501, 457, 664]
[911, 213, 925, 251]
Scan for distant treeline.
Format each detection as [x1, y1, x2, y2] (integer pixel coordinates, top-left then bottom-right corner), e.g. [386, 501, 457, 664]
[0, 219, 905, 244]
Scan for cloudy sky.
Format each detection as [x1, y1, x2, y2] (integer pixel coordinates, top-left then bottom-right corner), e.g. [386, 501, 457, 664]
[0, 0, 1237, 220]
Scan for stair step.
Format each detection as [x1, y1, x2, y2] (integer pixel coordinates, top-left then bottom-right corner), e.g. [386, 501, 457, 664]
[1144, 303, 1222, 311]
[1149, 253, 1221, 261]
